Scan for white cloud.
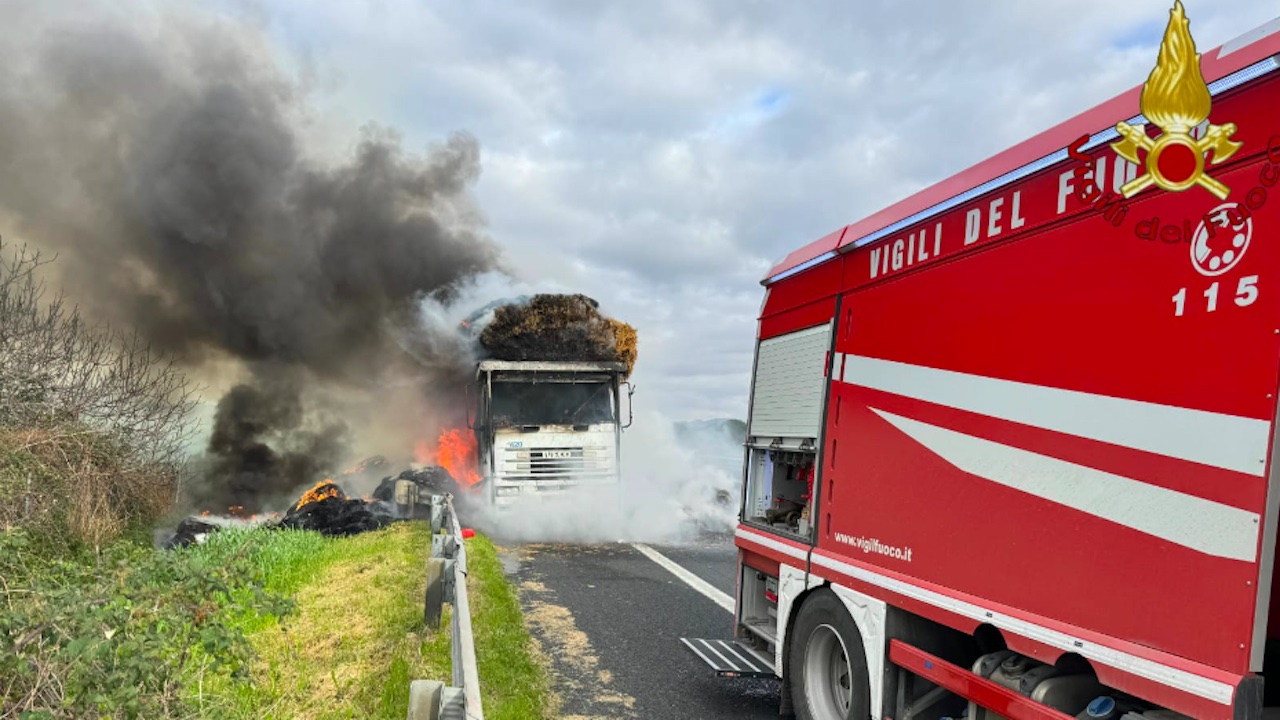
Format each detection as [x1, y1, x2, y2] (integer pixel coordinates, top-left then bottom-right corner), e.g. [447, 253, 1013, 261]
[199, 0, 1280, 420]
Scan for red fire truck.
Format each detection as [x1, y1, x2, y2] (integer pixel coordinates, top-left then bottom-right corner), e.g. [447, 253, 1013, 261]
[682, 7, 1280, 720]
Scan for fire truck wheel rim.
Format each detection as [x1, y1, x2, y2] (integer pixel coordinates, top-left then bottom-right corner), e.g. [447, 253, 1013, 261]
[804, 623, 853, 719]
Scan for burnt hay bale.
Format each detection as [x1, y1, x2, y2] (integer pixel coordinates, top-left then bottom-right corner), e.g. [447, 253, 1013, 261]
[165, 517, 222, 549]
[370, 466, 459, 502]
[477, 294, 637, 375]
[279, 495, 391, 536]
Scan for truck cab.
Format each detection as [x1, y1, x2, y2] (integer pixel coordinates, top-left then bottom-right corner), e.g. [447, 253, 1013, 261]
[471, 359, 631, 507]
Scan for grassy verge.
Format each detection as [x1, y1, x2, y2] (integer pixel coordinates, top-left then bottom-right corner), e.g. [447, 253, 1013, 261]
[466, 535, 553, 720]
[181, 522, 448, 719]
[179, 523, 550, 720]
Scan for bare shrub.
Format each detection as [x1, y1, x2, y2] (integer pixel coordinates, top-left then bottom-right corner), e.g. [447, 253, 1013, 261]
[0, 236, 199, 546]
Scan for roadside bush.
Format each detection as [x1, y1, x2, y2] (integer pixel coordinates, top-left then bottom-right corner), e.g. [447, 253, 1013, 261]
[1, 427, 179, 553]
[0, 528, 293, 719]
[0, 237, 198, 547]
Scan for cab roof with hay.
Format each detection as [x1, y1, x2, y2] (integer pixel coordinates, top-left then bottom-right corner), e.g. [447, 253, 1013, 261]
[466, 293, 637, 378]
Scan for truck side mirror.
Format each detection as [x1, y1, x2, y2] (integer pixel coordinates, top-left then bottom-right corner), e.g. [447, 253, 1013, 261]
[622, 382, 636, 429]
[465, 383, 475, 429]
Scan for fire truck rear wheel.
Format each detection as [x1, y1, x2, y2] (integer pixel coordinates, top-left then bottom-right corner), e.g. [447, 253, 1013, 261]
[788, 588, 870, 720]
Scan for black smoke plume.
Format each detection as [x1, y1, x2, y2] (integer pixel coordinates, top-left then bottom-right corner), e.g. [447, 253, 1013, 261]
[0, 3, 503, 512]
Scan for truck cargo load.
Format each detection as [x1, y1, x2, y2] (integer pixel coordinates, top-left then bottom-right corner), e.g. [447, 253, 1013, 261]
[465, 293, 637, 376]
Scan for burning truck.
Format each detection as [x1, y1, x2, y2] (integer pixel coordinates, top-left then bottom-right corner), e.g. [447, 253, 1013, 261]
[162, 293, 637, 543]
[456, 294, 637, 509]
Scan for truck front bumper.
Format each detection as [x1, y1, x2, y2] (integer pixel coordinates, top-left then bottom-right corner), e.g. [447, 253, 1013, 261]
[490, 480, 621, 507]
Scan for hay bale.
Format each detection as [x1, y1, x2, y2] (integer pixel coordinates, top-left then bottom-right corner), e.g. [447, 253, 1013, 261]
[280, 480, 391, 536]
[608, 319, 637, 374]
[476, 294, 637, 375]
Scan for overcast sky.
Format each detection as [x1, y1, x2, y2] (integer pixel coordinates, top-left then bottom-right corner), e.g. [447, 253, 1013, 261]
[196, 0, 1280, 422]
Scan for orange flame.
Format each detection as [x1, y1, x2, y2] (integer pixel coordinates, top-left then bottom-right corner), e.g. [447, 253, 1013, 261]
[437, 428, 481, 486]
[294, 479, 343, 509]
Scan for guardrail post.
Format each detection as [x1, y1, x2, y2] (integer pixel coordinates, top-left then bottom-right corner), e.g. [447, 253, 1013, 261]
[431, 533, 455, 560]
[430, 494, 446, 533]
[442, 558, 457, 604]
[407, 679, 444, 720]
[424, 556, 446, 629]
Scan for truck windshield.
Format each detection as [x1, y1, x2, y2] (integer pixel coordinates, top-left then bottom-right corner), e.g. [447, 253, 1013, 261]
[489, 381, 615, 427]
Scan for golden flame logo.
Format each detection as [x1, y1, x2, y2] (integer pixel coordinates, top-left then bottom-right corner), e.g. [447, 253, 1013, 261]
[1111, 1, 1241, 199]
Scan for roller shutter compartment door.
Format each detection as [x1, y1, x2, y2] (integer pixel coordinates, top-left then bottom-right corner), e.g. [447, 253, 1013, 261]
[748, 323, 832, 441]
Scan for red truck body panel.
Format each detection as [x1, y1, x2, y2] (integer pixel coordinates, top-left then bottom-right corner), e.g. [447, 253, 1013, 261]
[827, 147, 1280, 668]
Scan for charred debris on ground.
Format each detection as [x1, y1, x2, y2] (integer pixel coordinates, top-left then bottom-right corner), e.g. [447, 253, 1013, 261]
[164, 459, 461, 549]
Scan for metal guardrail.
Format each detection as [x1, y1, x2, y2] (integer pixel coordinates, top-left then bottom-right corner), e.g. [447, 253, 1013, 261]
[408, 494, 483, 720]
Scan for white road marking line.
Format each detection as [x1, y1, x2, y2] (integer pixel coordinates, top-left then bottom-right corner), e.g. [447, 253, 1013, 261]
[631, 543, 735, 614]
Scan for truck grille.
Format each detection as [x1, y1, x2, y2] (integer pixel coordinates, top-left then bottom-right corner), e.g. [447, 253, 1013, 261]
[501, 447, 615, 481]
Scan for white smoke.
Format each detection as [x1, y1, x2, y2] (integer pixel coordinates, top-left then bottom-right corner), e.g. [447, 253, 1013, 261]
[409, 272, 746, 544]
[401, 270, 568, 357]
[465, 408, 743, 545]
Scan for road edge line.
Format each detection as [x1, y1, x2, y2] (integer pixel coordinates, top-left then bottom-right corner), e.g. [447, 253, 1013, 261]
[631, 543, 734, 614]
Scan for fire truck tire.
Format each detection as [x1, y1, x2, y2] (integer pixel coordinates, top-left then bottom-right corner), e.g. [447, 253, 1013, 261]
[788, 588, 870, 720]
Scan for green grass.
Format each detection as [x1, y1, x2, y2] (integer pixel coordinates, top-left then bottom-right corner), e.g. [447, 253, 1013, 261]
[467, 535, 553, 720]
[184, 526, 333, 633]
[180, 522, 447, 719]
[175, 523, 549, 720]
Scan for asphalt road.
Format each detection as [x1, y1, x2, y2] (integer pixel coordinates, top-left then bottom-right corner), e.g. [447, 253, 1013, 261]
[495, 530, 783, 720]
